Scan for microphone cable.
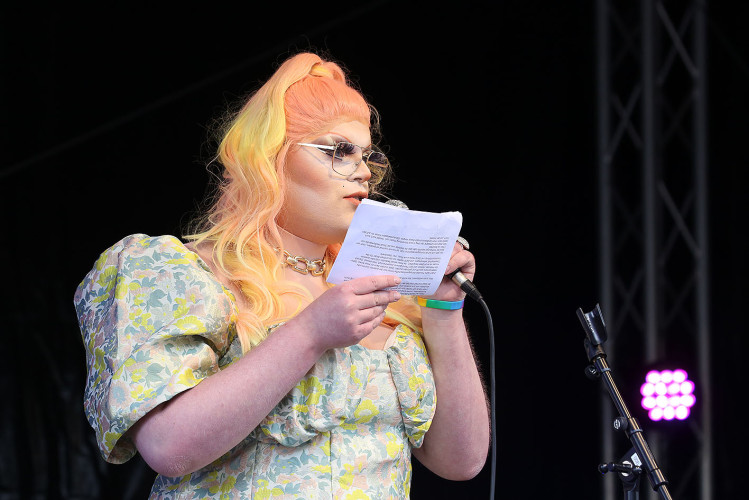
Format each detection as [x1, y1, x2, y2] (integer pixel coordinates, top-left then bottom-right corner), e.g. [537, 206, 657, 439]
[476, 295, 496, 500]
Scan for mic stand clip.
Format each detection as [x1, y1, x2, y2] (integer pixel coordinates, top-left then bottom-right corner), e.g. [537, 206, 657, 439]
[576, 304, 673, 500]
[598, 447, 643, 500]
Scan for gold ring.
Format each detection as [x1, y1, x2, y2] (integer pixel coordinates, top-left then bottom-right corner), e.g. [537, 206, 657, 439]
[456, 236, 470, 250]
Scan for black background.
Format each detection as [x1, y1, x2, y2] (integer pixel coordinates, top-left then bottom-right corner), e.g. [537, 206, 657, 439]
[1, 1, 747, 498]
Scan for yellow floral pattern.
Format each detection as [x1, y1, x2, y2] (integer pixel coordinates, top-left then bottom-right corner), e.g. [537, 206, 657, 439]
[74, 234, 436, 499]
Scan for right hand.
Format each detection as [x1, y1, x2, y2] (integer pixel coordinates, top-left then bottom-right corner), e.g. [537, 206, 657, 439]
[289, 275, 402, 351]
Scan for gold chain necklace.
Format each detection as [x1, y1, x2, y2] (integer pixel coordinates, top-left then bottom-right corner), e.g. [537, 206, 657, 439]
[281, 249, 326, 276]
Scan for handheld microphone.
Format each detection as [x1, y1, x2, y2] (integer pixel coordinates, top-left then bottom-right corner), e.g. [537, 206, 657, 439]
[385, 199, 483, 301]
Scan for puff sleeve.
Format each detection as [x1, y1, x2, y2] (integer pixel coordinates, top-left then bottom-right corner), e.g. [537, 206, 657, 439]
[73, 234, 239, 463]
[386, 325, 436, 447]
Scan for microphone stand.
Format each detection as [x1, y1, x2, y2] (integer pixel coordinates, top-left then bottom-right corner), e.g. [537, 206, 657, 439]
[576, 304, 673, 500]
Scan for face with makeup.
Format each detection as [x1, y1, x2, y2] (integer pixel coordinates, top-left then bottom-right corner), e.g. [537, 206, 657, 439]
[278, 120, 373, 245]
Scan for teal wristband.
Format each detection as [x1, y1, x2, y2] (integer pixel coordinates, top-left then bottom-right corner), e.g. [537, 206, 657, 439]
[417, 296, 465, 310]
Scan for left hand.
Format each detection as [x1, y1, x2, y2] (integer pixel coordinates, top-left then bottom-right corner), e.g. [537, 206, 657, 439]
[429, 240, 476, 302]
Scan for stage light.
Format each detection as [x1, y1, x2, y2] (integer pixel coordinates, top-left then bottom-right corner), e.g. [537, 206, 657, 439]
[640, 369, 696, 421]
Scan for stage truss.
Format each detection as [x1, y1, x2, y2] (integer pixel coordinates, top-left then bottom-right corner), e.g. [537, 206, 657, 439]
[595, 1, 712, 499]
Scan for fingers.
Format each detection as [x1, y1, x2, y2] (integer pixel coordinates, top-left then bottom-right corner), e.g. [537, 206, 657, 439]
[298, 275, 403, 351]
[445, 243, 476, 279]
[337, 275, 401, 313]
[370, 289, 400, 308]
[353, 287, 400, 314]
[366, 307, 389, 331]
[348, 275, 402, 295]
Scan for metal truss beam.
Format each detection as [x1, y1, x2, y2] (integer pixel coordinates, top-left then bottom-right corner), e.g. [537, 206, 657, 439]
[595, 1, 711, 499]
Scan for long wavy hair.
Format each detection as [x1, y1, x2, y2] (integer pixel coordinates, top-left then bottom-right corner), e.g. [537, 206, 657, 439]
[185, 52, 420, 352]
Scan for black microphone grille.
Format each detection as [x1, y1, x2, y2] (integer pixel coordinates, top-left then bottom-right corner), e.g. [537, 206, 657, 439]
[385, 199, 409, 210]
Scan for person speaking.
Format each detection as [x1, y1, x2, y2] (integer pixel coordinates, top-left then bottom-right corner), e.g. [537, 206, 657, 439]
[74, 51, 490, 499]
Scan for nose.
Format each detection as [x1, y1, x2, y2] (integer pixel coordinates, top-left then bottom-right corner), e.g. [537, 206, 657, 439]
[349, 157, 372, 184]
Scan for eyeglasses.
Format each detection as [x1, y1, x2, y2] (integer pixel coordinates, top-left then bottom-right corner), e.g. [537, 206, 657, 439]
[296, 141, 389, 185]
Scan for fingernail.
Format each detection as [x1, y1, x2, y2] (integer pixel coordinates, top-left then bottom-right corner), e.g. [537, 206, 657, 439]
[394, 277, 402, 284]
[393, 292, 401, 301]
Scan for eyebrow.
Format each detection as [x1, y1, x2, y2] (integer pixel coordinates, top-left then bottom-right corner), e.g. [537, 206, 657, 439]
[322, 134, 373, 149]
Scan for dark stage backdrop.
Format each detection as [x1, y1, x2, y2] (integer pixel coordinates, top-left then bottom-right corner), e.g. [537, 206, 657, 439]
[1, 1, 746, 498]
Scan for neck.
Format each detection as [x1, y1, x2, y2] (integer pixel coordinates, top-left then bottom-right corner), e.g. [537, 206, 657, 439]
[278, 227, 327, 258]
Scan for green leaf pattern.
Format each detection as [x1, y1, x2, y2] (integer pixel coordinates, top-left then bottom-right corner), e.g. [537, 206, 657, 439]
[74, 234, 436, 499]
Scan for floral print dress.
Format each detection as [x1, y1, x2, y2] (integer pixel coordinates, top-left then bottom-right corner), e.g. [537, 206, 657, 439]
[74, 234, 436, 499]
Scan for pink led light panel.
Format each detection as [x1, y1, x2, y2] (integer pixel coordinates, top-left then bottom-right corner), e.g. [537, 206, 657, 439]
[640, 369, 695, 421]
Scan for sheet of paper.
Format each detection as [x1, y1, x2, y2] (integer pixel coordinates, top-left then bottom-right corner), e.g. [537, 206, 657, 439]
[327, 199, 463, 296]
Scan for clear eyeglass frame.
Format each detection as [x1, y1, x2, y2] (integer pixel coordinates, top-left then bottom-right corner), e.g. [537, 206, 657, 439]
[296, 142, 389, 185]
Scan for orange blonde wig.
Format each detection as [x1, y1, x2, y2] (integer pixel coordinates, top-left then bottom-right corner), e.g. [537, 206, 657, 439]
[186, 52, 418, 351]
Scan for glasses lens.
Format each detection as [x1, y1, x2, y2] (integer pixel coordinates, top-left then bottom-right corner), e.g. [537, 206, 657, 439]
[365, 149, 388, 185]
[331, 142, 359, 174]
[331, 142, 389, 185]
